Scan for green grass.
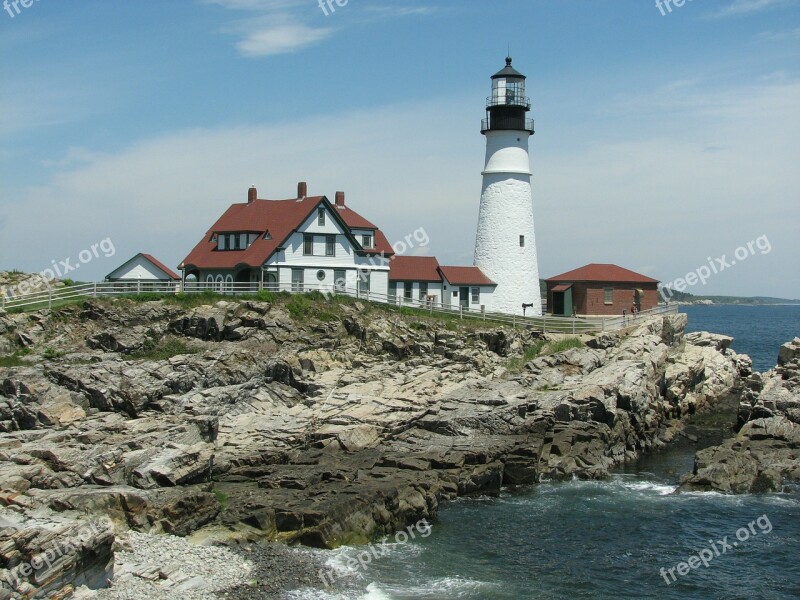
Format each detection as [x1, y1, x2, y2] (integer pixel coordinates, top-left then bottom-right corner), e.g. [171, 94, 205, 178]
[507, 337, 584, 372]
[130, 338, 198, 361]
[285, 294, 313, 319]
[0, 348, 32, 368]
[545, 337, 584, 354]
[42, 347, 63, 360]
[212, 488, 229, 511]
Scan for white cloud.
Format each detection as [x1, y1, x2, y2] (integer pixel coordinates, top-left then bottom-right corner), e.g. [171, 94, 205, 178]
[202, 0, 435, 57]
[235, 21, 333, 56]
[758, 26, 800, 41]
[705, 0, 796, 18]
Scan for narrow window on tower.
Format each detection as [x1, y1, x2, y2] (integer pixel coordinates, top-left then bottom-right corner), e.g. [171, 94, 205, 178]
[519, 235, 525, 247]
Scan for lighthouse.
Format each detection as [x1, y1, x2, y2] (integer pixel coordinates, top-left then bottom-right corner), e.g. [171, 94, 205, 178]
[473, 57, 541, 316]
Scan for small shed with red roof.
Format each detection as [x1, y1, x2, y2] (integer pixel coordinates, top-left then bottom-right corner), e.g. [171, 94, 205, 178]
[106, 253, 180, 282]
[545, 264, 660, 316]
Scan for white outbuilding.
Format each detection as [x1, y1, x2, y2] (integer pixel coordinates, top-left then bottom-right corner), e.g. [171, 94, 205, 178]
[106, 253, 181, 283]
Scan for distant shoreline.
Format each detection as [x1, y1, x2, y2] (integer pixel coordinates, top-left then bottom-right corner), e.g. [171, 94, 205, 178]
[672, 302, 800, 307]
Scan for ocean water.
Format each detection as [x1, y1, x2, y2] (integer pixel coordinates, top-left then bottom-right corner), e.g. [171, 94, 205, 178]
[286, 304, 800, 600]
[682, 304, 800, 372]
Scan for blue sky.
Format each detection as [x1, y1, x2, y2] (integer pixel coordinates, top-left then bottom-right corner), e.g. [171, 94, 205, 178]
[1, 0, 798, 298]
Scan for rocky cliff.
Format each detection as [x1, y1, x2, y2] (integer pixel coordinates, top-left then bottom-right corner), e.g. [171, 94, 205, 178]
[679, 337, 800, 493]
[0, 295, 750, 598]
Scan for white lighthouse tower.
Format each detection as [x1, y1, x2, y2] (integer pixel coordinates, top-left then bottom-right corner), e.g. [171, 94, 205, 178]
[474, 57, 541, 316]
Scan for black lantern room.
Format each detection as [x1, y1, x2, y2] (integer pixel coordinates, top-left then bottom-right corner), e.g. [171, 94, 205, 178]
[481, 57, 534, 134]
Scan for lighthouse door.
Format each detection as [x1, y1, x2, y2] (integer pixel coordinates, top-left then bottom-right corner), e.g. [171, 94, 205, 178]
[459, 287, 470, 309]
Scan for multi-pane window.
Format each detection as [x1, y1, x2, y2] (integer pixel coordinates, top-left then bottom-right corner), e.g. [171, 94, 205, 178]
[362, 234, 373, 248]
[419, 282, 428, 301]
[471, 287, 480, 303]
[318, 207, 325, 226]
[303, 234, 314, 256]
[358, 271, 370, 295]
[291, 269, 304, 292]
[326, 234, 336, 257]
[216, 232, 252, 251]
[604, 288, 614, 304]
[404, 284, 413, 300]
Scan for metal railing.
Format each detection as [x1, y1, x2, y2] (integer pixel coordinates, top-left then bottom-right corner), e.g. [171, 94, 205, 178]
[481, 117, 534, 133]
[486, 95, 531, 109]
[1, 280, 679, 334]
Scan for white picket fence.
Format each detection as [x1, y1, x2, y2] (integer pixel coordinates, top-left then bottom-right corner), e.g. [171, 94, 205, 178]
[0, 280, 678, 334]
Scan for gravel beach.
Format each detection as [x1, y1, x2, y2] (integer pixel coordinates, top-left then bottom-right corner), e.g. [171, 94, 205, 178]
[73, 532, 335, 600]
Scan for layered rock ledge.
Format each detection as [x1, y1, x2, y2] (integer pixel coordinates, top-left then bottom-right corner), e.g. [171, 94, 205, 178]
[679, 337, 800, 493]
[0, 296, 749, 598]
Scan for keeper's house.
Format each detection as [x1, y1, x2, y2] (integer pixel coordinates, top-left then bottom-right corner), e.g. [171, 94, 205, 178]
[546, 264, 659, 316]
[180, 182, 394, 296]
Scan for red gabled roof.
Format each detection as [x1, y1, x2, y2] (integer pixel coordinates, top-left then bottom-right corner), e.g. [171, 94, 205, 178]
[181, 194, 393, 270]
[546, 264, 659, 284]
[389, 256, 441, 282]
[335, 205, 378, 230]
[141, 254, 181, 280]
[438, 266, 496, 286]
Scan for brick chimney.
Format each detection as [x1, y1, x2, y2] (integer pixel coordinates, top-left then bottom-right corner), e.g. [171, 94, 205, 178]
[335, 191, 345, 207]
[297, 181, 307, 199]
[248, 186, 257, 204]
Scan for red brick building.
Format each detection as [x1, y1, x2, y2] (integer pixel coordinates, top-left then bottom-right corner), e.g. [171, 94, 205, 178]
[545, 264, 660, 316]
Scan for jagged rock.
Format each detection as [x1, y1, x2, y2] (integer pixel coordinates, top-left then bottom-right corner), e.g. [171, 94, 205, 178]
[0, 510, 114, 600]
[87, 327, 153, 354]
[587, 333, 619, 350]
[778, 337, 800, 371]
[685, 331, 734, 351]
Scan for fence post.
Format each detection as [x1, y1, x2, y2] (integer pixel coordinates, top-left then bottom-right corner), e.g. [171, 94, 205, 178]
[513, 313, 516, 327]
[137, 279, 141, 295]
[543, 314, 546, 334]
[460, 305, 463, 320]
[572, 319, 575, 335]
[602, 319, 605, 333]
[48, 289, 52, 309]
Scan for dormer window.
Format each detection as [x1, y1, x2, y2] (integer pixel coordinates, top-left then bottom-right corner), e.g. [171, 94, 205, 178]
[217, 232, 253, 251]
[318, 207, 326, 226]
[362, 234, 373, 248]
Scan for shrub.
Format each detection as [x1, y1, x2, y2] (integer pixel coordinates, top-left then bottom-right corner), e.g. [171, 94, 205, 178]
[131, 338, 198, 361]
[42, 347, 63, 360]
[286, 295, 313, 319]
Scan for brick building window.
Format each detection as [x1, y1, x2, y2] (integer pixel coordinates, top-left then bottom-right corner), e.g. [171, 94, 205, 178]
[604, 288, 613, 304]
